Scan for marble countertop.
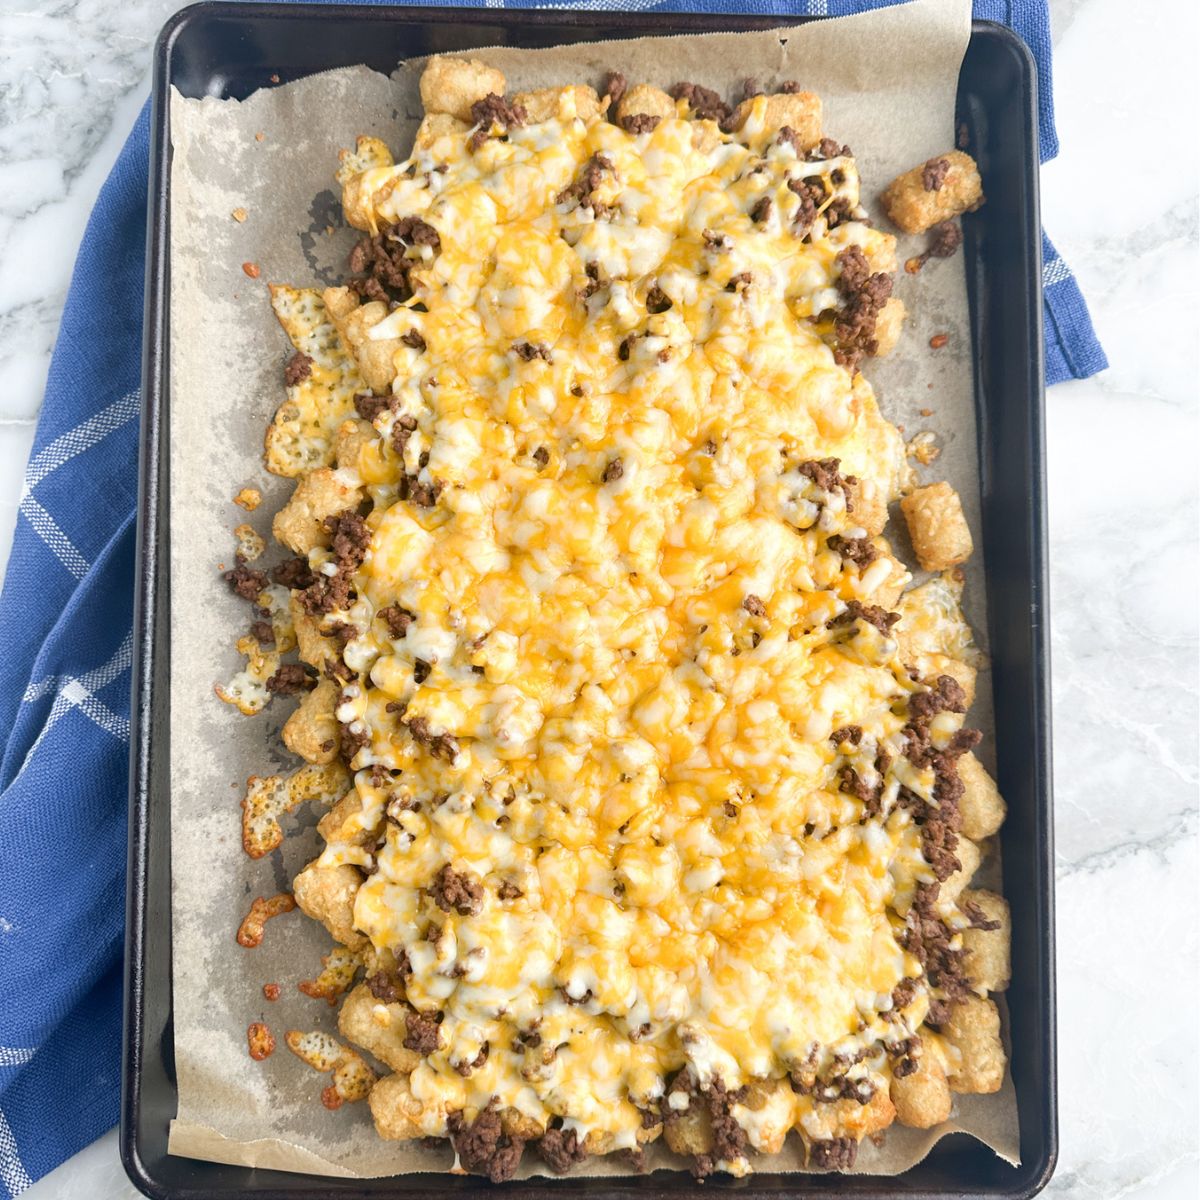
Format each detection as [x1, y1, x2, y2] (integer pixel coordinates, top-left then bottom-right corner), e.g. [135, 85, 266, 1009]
[2, 1, 1196, 1197]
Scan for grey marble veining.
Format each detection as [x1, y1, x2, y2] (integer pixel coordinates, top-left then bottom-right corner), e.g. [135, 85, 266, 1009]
[0, 1, 174, 407]
[0, 0, 1196, 1197]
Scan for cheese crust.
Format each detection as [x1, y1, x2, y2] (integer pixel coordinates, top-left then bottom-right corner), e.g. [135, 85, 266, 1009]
[232, 62, 1009, 1181]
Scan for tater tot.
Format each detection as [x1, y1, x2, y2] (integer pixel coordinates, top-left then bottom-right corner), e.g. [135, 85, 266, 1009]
[290, 594, 331, 668]
[318, 788, 377, 847]
[292, 862, 367, 951]
[958, 752, 1007, 839]
[869, 551, 909, 610]
[414, 111, 467, 153]
[924, 654, 977, 709]
[338, 302, 402, 394]
[272, 467, 362, 556]
[871, 296, 907, 357]
[664, 1103, 712, 1157]
[944, 996, 1006, 1094]
[845, 475, 891, 538]
[881, 150, 984, 234]
[864, 231, 898, 275]
[940, 836, 981, 904]
[960, 888, 1012, 993]
[334, 418, 376, 471]
[734, 1078, 796, 1154]
[282, 678, 341, 764]
[369, 1072, 441, 1140]
[729, 92, 822, 150]
[338, 985, 421, 1074]
[900, 481, 974, 571]
[615, 83, 675, 128]
[513, 85, 601, 124]
[891, 1034, 953, 1128]
[419, 57, 506, 123]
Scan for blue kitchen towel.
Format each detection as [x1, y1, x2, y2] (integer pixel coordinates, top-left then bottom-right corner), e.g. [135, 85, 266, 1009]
[0, 2, 1102, 1194]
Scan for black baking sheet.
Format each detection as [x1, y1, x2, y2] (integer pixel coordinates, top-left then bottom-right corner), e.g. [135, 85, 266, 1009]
[123, 5, 1056, 1197]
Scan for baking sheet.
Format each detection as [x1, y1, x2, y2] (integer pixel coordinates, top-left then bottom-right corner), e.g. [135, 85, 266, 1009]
[165, 0, 1018, 1178]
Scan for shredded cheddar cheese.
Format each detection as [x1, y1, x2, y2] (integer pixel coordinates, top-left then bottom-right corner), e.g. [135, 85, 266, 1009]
[259, 81, 1001, 1176]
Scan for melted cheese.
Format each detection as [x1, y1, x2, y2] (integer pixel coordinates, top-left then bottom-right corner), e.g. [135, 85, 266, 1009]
[301, 93, 972, 1152]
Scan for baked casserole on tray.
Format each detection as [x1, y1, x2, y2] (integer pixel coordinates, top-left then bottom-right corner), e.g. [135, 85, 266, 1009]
[217, 56, 1012, 1183]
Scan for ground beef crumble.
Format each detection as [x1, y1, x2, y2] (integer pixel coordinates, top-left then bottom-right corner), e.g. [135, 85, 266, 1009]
[601, 457, 624, 484]
[447, 1108, 525, 1184]
[902, 884, 974, 1025]
[922, 156, 950, 191]
[454, 1042, 490, 1077]
[338, 721, 370, 765]
[404, 715, 459, 761]
[326, 620, 357, 650]
[836, 244, 871, 293]
[829, 599, 899, 636]
[468, 94, 527, 151]
[810, 1136, 858, 1171]
[891, 976, 919, 1012]
[265, 663, 314, 695]
[776, 125, 804, 154]
[831, 244, 893, 371]
[889, 1038, 921, 1078]
[796, 456, 855, 503]
[620, 112, 660, 134]
[909, 220, 963, 273]
[555, 153, 616, 216]
[430, 864, 484, 916]
[602, 70, 627, 112]
[353, 391, 392, 423]
[827, 533, 879, 569]
[223, 563, 267, 601]
[379, 604, 415, 639]
[323, 657, 354, 685]
[298, 510, 370, 616]
[399, 469, 443, 510]
[645, 284, 672, 313]
[908, 674, 968, 722]
[283, 351, 312, 386]
[837, 763, 886, 818]
[812, 136, 852, 160]
[366, 958, 409, 1002]
[271, 556, 314, 590]
[888, 669, 987, 1020]
[391, 412, 417, 460]
[788, 175, 825, 235]
[403, 1010, 441, 1055]
[348, 216, 440, 304]
[513, 340, 553, 362]
[750, 195, 773, 223]
[669, 81, 731, 125]
[962, 898, 1003, 931]
[537, 1127, 590, 1174]
[928, 220, 963, 258]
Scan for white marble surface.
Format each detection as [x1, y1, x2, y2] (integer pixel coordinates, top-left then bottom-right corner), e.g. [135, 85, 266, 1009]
[1, 0, 1196, 1197]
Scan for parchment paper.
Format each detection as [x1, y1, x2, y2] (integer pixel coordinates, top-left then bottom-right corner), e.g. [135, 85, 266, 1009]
[166, 0, 1019, 1178]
